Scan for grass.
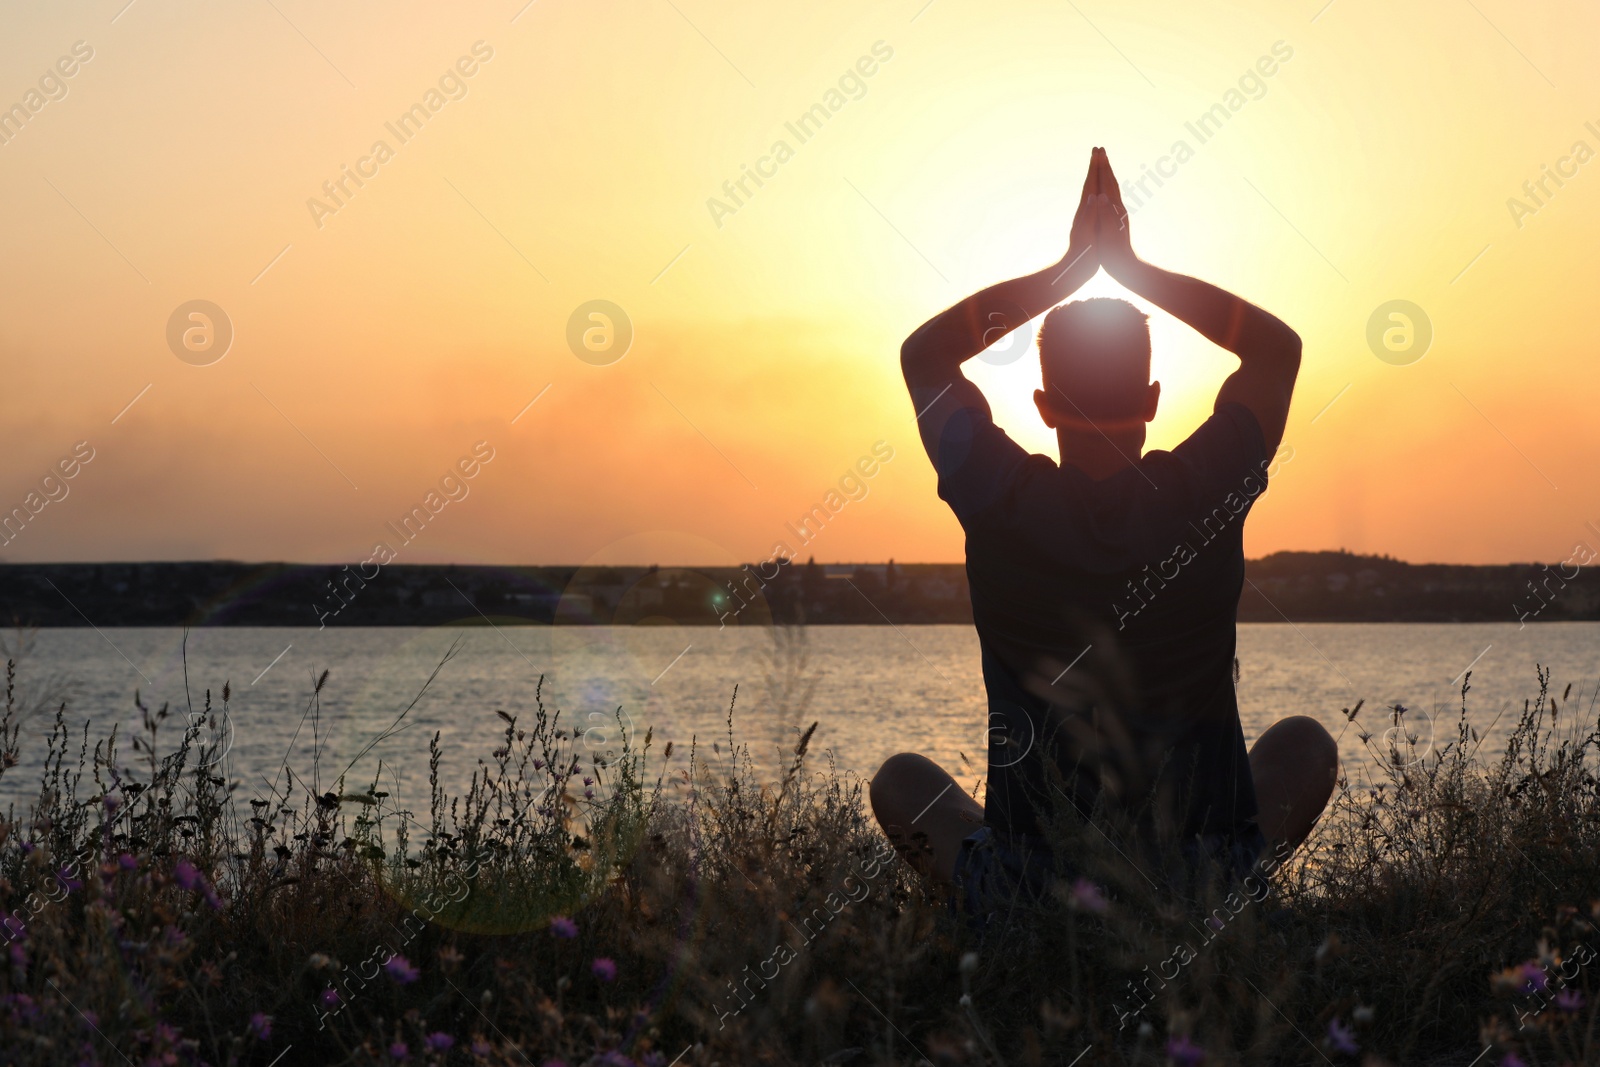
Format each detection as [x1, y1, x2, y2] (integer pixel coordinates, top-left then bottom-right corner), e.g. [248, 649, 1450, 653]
[0, 646, 1597, 1067]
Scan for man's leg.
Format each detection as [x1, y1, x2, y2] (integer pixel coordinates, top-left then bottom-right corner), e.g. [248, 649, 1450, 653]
[869, 752, 984, 882]
[1248, 715, 1339, 854]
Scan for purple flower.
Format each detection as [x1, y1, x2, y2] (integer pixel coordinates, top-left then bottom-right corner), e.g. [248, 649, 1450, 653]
[1165, 1035, 1205, 1066]
[1501, 1055, 1527, 1067]
[533, 760, 545, 770]
[103, 794, 120, 812]
[591, 957, 617, 982]
[582, 777, 594, 787]
[1516, 961, 1549, 993]
[385, 954, 420, 984]
[389, 1040, 409, 1060]
[319, 988, 340, 1008]
[247, 1013, 271, 1040]
[1068, 877, 1108, 914]
[118, 853, 137, 871]
[1326, 1018, 1358, 1056]
[425, 1032, 454, 1051]
[56, 867, 82, 894]
[173, 859, 202, 891]
[1557, 987, 1585, 1013]
[584, 788, 595, 800]
[470, 1037, 492, 1058]
[549, 916, 578, 939]
[1205, 916, 1225, 931]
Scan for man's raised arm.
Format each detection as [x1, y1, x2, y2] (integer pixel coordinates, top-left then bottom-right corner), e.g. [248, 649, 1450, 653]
[901, 150, 1105, 462]
[1091, 153, 1301, 451]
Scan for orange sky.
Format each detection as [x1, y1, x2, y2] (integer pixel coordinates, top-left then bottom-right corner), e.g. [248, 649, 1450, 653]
[1, 0, 1597, 568]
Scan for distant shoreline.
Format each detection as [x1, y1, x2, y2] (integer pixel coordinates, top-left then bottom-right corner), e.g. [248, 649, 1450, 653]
[1, 551, 1591, 627]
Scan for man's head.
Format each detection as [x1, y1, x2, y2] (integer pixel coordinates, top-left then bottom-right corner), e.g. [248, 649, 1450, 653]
[1033, 298, 1159, 432]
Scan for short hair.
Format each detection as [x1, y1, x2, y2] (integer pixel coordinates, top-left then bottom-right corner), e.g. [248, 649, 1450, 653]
[1037, 298, 1152, 419]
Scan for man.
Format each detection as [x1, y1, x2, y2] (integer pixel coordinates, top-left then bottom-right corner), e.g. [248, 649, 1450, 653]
[871, 149, 1337, 914]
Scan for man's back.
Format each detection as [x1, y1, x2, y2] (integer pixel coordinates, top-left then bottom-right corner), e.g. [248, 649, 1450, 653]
[938, 396, 1278, 844]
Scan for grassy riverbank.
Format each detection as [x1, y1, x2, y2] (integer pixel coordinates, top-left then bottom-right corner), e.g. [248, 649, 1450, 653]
[1, 657, 1596, 1066]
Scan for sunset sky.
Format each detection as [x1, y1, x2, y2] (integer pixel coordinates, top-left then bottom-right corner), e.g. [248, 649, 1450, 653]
[2, 0, 1597, 568]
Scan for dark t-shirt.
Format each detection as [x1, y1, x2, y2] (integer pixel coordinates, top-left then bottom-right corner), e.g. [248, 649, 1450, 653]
[934, 400, 1273, 844]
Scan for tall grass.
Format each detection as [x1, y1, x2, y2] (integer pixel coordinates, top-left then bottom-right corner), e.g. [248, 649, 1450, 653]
[0, 653, 1596, 1066]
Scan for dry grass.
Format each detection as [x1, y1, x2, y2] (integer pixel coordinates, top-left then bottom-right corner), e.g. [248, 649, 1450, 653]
[0, 652, 1597, 1067]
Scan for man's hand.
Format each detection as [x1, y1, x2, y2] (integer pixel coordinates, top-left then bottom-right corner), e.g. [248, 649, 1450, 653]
[1080, 148, 1302, 451]
[1066, 149, 1102, 273]
[1090, 149, 1136, 281]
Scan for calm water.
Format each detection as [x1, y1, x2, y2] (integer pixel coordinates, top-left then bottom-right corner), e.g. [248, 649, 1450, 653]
[1, 623, 1595, 811]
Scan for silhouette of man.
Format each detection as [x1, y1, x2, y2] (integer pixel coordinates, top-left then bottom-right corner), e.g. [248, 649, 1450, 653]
[871, 149, 1337, 914]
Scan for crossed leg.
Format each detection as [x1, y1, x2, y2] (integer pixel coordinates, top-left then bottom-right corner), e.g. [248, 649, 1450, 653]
[867, 752, 984, 882]
[1247, 714, 1340, 855]
[868, 715, 1339, 885]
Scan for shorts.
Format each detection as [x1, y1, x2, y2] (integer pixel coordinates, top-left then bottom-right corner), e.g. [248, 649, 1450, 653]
[950, 822, 1270, 925]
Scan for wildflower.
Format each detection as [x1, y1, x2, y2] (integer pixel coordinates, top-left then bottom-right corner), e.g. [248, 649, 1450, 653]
[173, 859, 202, 891]
[425, 1032, 454, 1051]
[117, 853, 137, 871]
[1501, 1055, 1527, 1067]
[319, 988, 341, 1008]
[1068, 877, 1108, 914]
[533, 759, 545, 770]
[1165, 1034, 1205, 1065]
[247, 1013, 272, 1040]
[592, 957, 617, 982]
[583, 776, 594, 787]
[56, 866, 82, 894]
[103, 794, 120, 812]
[385, 955, 420, 984]
[1556, 988, 1585, 1013]
[549, 916, 578, 939]
[584, 788, 596, 800]
[389, 1040, 410, 1060]
[1515, 961, 1549, 994]
[470, 1037, 492, 1058]
[1325, 1018, 1358, 1056]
